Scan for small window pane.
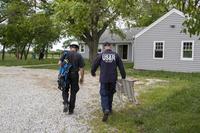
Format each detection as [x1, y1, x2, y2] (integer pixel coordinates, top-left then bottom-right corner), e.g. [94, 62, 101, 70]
[183, 42, 193, 58]
[155, 51, 163, 58]
[154, 42, 164, 58]
[183, 51, 192, 58]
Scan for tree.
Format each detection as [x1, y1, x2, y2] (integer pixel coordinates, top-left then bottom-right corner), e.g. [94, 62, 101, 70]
[5, 0, 33, 59]
[0, 0, 10, 23]
[62, 38, 78, 49]
[31, 13, 60, 60]
[136, 0, 200, 36]
[173, 0, 200, 36]
[0, 24, 8, 60]
[2, 0, 60, 60]
[53, 0, 139, 62]
[135, 0, 170, 27]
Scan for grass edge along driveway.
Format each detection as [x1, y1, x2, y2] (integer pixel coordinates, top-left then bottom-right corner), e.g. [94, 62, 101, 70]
[1, 59, 200, 133]
[90, 69, 200, 133]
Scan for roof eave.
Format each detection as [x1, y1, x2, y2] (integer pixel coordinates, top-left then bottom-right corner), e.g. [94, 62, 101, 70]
[134, 8, 185, 39]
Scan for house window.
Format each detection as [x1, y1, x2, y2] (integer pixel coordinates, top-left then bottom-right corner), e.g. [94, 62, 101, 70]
[153, 41, 164, 59]
[79, 44, 85, 53]
[181, 41, 194, 60]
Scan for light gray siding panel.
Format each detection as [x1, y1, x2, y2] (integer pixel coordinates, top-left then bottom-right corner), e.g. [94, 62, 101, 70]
[134, 12, 200, 72]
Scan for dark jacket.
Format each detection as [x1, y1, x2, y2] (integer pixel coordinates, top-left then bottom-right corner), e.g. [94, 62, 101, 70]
[91, 49, 126, 83]
[60, 51, 85, 72]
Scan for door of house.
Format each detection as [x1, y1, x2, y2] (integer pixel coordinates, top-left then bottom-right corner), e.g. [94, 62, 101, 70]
[117, 45, 128, 60]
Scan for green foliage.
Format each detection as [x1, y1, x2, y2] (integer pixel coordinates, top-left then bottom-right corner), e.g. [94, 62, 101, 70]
[135, 0, 170, 27]
[52, 0, 139, 62]
[30, 13, 60, 54]
[181, 0, 200, 36]
[62, 38, 78, 49]
[0, 0, 60, 60]
[136, 0, 200, 36]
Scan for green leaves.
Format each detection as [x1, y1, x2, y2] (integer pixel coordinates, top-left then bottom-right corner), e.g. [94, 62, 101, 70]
[137, 0, 200, 36]
[53, 0, 90, 37]
[0, 0, 60, 60]
[182, 1, 200, 36]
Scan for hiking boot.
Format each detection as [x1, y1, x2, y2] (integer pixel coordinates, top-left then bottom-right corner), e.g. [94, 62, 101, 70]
[68, 110, 74, 115]
[63, 104, 69, 113]
[102, 110, 109, 122]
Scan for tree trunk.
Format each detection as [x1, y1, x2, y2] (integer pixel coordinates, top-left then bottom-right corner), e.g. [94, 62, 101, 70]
[39, 47, 45, 60]
[87, 39, 99, 63]
[2, 44, 5, 61]
[16, 47, 20, 60]
[25, 44, 31, 60]
[20, 45, 26, 60]
[45, 45, 48, 59]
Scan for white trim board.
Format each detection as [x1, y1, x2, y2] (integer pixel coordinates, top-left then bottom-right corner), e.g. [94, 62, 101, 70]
[135, 8, 185, 39]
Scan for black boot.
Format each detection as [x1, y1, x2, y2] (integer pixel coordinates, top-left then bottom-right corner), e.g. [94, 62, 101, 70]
[63, 103, 69, 113]
[102, 110, 109, 122]
[68, 109, 74, 115]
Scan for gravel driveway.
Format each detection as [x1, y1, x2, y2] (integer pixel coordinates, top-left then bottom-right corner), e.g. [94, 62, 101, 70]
[0, 67, 100, 133]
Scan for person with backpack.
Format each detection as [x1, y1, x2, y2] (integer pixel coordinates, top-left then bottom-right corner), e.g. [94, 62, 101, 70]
[91, 42, 126, 122]
[58, 42, 85, 114]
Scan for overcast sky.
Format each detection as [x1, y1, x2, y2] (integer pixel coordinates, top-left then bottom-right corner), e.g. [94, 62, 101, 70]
[51, 19, 127, 51]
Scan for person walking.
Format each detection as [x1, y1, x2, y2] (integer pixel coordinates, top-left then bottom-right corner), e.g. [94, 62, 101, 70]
[91, 42, 126, 122]
[58, 42, 85, 114]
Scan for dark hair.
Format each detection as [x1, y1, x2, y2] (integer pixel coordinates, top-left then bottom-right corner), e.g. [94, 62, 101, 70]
[103, 42, 111, 46]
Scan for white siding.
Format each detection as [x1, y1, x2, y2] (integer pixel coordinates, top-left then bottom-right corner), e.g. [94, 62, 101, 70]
[134, 12, 200, 72]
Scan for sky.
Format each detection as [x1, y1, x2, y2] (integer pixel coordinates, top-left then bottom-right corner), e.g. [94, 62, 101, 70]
[51, 38, 66, 51]
[51, 19, 127, 51]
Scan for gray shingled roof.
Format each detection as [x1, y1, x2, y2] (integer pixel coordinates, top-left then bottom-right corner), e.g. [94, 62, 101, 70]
[99, 28, 144, 43]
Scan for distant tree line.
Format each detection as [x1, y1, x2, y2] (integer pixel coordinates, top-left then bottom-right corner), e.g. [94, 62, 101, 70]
[0, 0, 60, 60]
[0, 0, 199, 61]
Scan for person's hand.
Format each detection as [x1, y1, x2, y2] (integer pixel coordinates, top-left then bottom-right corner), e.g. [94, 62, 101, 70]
[79, 78, 84, 84]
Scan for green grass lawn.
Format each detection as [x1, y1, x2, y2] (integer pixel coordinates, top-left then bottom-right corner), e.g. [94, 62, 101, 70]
[0, 53, 60, 66]
[1, 57, 200, 132]
[0, 57, 58, 66]
[91, 70, 200, 133]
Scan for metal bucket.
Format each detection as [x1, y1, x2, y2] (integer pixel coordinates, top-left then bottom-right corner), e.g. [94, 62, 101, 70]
[116, 79, 138, 104]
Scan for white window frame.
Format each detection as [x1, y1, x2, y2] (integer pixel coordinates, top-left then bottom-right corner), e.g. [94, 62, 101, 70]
[79, 44, 85, 53]
[153, 41, 165, 60]
[181, 40, 194, 61]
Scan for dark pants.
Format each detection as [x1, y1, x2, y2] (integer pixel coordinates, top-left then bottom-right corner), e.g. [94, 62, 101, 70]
[100, 82, 116, 113]
[62, 72, 79, 111]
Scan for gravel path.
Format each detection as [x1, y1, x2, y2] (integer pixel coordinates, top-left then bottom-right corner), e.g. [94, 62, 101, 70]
[0, 67, 100, 133]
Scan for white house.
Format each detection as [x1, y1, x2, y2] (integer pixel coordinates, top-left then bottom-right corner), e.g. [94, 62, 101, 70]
[134, 8, 200, 72]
